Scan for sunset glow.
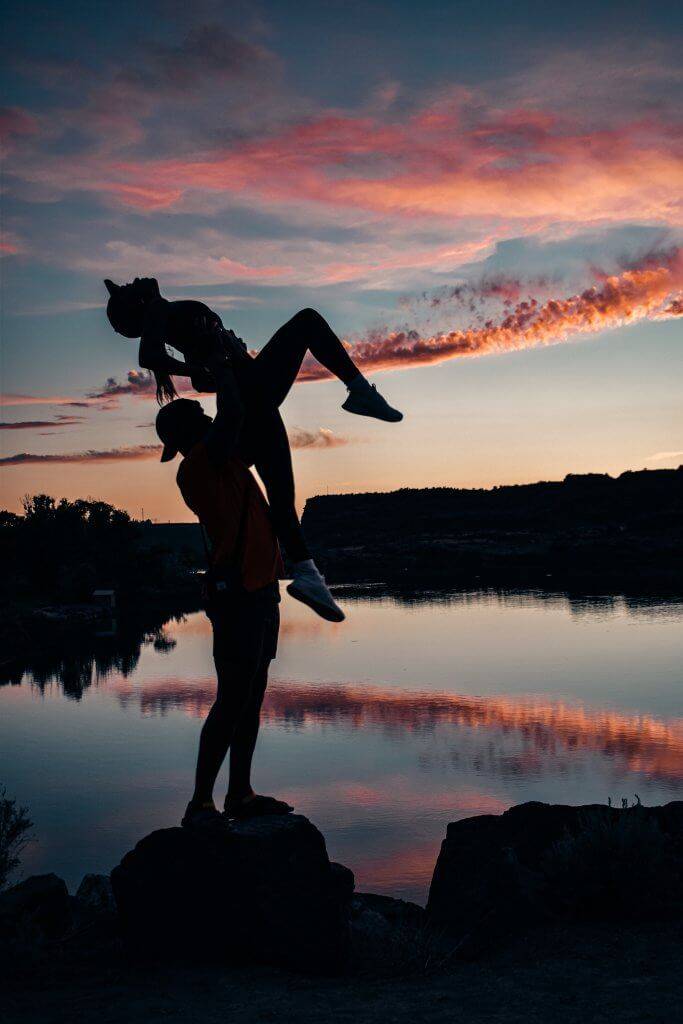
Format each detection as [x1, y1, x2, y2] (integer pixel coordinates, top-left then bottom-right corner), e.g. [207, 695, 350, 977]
[1, 2, 681, 518]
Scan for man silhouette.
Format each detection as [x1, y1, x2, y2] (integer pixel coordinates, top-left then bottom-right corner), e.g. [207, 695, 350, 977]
[155, 362, 293, 827]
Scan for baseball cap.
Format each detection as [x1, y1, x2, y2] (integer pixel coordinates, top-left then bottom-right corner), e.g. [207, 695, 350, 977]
[155, 399, 205, 462]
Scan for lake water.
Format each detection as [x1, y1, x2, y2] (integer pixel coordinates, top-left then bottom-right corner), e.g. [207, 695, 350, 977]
[1, 587, 682, 904]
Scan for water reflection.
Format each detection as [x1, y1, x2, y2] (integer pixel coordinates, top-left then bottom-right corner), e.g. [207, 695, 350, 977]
[112, 677, 683, 786]
[5, 585, 682, 696]
[0, 606, 193, 697]
[1, 585, 682, 902]
[336, 582, 683, 618]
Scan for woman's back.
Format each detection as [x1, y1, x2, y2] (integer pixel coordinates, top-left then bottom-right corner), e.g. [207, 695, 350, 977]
[145, 298, 249, 370]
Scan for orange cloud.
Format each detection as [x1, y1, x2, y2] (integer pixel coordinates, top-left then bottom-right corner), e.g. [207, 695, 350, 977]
[288, 427, 350, 450]
[299, 248, 683, 380]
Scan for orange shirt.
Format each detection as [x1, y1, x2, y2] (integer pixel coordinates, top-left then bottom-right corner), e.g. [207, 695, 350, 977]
[176, 441, 283, 591]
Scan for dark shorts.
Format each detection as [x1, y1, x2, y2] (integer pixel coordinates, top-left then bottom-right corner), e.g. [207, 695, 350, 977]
[207, 583, 280, 680]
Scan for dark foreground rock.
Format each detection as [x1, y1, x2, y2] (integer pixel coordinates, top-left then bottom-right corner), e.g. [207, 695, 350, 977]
[111, 814, 354, 973]
[427, 800, 683, 957]
[0, 873, 71, 943]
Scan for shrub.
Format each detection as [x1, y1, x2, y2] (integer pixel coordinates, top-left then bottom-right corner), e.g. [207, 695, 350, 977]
[0, 788, 33, 891]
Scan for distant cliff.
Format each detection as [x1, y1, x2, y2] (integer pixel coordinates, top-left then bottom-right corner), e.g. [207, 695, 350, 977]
[301, 467, 683, 585]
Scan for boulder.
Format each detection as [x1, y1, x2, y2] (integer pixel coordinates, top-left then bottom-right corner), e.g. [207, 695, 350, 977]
[0, 873, 71, 942]
[352, 892, 425, 943]
[75, 873, 116, 916]
[427, 800, 683, 957]
[111, 814, 353, 973]
[350, 893, 448, 975]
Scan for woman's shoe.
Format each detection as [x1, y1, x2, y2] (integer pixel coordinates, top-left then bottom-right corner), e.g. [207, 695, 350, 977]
[287, 560, 345, 622]
[342, 379, 403, 422]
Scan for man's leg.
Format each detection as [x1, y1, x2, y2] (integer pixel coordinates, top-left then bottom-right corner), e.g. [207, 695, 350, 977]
[225, 660, 269, 805]
[186, 604, 261, 819]
[224, 657, 293, 818]
[190, 657, 254, 807]
[224, 600, 292, 818]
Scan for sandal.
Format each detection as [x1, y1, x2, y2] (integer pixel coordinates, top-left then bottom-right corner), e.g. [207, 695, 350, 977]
[224, 795, 294, 820]
[181, 801, 231, 831]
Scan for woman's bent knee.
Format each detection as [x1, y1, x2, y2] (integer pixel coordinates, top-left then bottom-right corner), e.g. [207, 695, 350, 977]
[293, 307, 324, 328]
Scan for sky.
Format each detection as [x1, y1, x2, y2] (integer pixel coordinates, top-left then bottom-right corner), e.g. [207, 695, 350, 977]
[1, 0, 681, 521]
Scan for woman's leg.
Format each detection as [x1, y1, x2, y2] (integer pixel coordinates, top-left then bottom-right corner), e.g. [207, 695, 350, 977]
[252, 307, 359, 407]
[249, 408, 311, 564]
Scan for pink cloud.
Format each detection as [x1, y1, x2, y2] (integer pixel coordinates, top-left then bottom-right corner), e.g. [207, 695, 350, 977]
[0, 106, 39, 142]
[0, 393, 94, 408]
[87, 106, 681, 230]
[5, 87, 680, 239]
[0, 444, 161, 466]
[0, 428, 350, 466]
[0, 415, 83, 430]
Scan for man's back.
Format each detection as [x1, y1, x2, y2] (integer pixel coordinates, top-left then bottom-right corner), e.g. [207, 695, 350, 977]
[177, 441, 283, 591]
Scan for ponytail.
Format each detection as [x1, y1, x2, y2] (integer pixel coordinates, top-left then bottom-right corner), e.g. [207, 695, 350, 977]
[154, 369, 178, 404]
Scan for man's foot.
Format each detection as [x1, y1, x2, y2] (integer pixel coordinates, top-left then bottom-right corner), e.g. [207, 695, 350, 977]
[181, 800, 230, 831]
[224, 794, 294, 820]
[342, 377, 403, 422]
[287, 560, 345, 622]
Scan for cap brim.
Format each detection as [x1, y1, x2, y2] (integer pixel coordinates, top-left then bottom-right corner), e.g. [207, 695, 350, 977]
[160, 443, 177, 463]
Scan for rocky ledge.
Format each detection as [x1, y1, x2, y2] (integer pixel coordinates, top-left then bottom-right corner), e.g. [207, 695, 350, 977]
[1, 801, 681, 977]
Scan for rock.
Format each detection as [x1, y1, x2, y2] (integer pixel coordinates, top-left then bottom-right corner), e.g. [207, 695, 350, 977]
[111, 814, 353, 973]
[427, 800, 683, 957]
[350, 893, 442, 975]
[352, 892, 425, 942]
[330, 861, 355, 900]
[75, 873, 116, 916]
[0, 874, 71, 942]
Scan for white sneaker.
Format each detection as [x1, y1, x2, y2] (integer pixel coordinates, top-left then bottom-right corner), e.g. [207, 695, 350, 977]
[342, 379, 403, 422]
[287, 561, 345, 622]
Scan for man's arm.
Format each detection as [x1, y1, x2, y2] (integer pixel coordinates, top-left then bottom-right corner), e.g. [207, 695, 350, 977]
[204, 362, 245, 469]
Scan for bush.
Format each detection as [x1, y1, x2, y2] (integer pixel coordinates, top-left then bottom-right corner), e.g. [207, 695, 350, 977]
[0, 789, 33, 891]
[0, 494, 191, 606]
